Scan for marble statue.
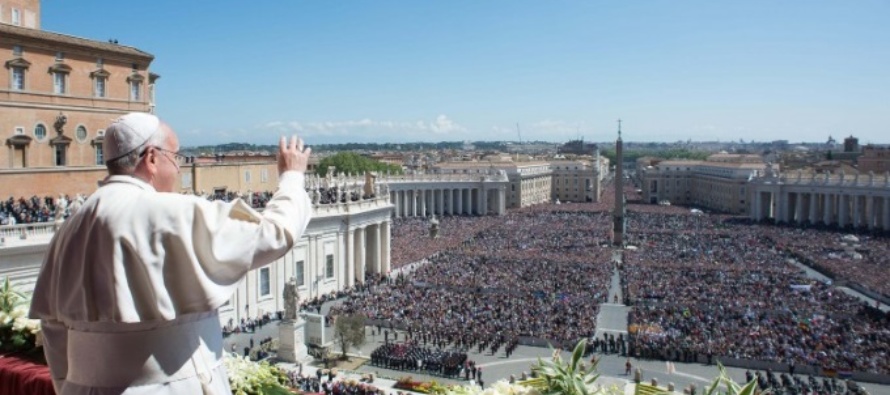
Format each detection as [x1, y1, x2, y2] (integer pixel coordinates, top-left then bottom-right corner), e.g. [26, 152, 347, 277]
[283, 277, 299, 321]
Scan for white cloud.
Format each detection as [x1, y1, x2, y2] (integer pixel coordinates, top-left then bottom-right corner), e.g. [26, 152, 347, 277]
[255, 115, 467, 142]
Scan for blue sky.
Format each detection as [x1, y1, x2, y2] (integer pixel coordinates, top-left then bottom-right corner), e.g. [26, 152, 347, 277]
[44, 1, 889, 146]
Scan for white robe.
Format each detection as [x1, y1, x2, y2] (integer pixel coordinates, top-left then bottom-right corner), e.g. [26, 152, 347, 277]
[30, 172, 312, 395]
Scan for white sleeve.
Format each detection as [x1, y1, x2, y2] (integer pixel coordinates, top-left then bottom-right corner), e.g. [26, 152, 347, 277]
[163, 170, 313, 311]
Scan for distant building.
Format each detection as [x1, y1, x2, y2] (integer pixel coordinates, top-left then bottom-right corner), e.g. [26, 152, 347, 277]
[549, 155, 608, 203]
[639, 154, 768, 214]
[844, 135, 860, 153]
[434, 159, 552, 208]
[557, 139, 597, 156]
[858, 145, 890, 174]
[368, 153, 405, 167]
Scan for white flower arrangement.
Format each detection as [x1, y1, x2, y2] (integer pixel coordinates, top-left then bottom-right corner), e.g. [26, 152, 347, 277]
[223, 353, 291, 395]
[0, 278, 41, 353]
[445, 380, 542, 395]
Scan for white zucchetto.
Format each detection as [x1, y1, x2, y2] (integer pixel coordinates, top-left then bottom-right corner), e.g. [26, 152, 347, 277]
[103, 112, 161, 163]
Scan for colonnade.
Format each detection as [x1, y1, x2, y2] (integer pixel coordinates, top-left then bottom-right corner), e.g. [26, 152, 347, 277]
[389, 187, 506, 217]
[344, 220, 391, 287]
[753, 189, 890, 231]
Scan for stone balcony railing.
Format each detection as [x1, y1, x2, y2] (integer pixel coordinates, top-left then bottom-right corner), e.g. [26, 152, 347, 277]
[755, 171, 890, 188]
[311, 195, 391, 218]
[0, 195, 392, 248]
[380, 172, 509, 183]
[0, 222, 57, 240]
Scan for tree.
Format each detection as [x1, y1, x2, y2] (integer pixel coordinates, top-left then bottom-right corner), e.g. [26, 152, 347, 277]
[333, 314, 366, 360]
[317, 152, 403, 177]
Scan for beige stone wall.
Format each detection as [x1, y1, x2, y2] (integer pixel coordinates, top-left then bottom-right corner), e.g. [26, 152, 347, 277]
[0, 167, 106, 197]
[551, 161, 595, 203]
[0, 40, 150, 104]
[691, 177, 748, 214]
[186, 161, 280, 194]
[0, 0, 40, 28]
[0, 162, 282, 198]
[0, 107, 129, 168]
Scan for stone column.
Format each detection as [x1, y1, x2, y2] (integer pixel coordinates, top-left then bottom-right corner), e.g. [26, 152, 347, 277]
[852, 194, 861, 228]
[438, 189, 445, 217]
[865, 196, 880, 230]
[428, 189, 434, 216]
[808, 193, 818, 224]
[381, 220, 391, 274]
[838, 194, 849, 227]
[794, 192, 803, 224]
[457, 189, 463, 215]
[464, 188, 470, 215]
[498, 187, 506, 215]
[419, 190, 426, 217]
[481, 188, 488, 216]
[778, 190, 789, 223]
[390, 191, 396, 217]
[411, 189, 420, 217]
[823, 194, 832, 226]
[372, 223, 382, 274]
[754, 191, 763, 221]
[347, 227, 355, 287]
[883, 196, 890, 231]
[355, 227, 366, 283]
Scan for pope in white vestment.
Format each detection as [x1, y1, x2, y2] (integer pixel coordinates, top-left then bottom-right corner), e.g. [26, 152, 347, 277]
[29, 113, 313, 395]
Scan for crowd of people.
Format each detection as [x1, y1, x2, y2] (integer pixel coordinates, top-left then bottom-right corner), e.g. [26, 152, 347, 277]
[758, 224, 890, 298]
[286, 367, 386, 395]
[331, 209, 614, 356]
[747, 369, 870, 395]
[370, 343, 467, 378]
[622, 210, 890, 375]
[8, 176, 890, 382]
[1, 195, 69, 224]
[388, 216, 501, 269]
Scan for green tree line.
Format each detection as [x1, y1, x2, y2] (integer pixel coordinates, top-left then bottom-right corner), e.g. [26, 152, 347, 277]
[316, 152, 403, 177]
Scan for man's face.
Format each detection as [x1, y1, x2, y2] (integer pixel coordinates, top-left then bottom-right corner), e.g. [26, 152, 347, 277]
[153, 124, 181, 193]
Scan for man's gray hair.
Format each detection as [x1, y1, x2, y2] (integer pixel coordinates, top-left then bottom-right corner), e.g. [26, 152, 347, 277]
[106, 125, 169, 175]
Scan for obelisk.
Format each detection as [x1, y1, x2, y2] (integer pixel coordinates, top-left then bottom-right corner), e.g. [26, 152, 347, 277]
[612, 120, 625, 247]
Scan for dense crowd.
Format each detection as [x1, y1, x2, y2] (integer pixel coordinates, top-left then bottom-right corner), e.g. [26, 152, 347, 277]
[332, 210, 614, 353]
[388, 216, 501, 268]
[286, 367, 385, 395]
[747, 369, 870, 395]
[370, 343, 467, 378]
[622, 210, 890, 375]
[1, 195, 68, 224]
[758, 224, 890, 298]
